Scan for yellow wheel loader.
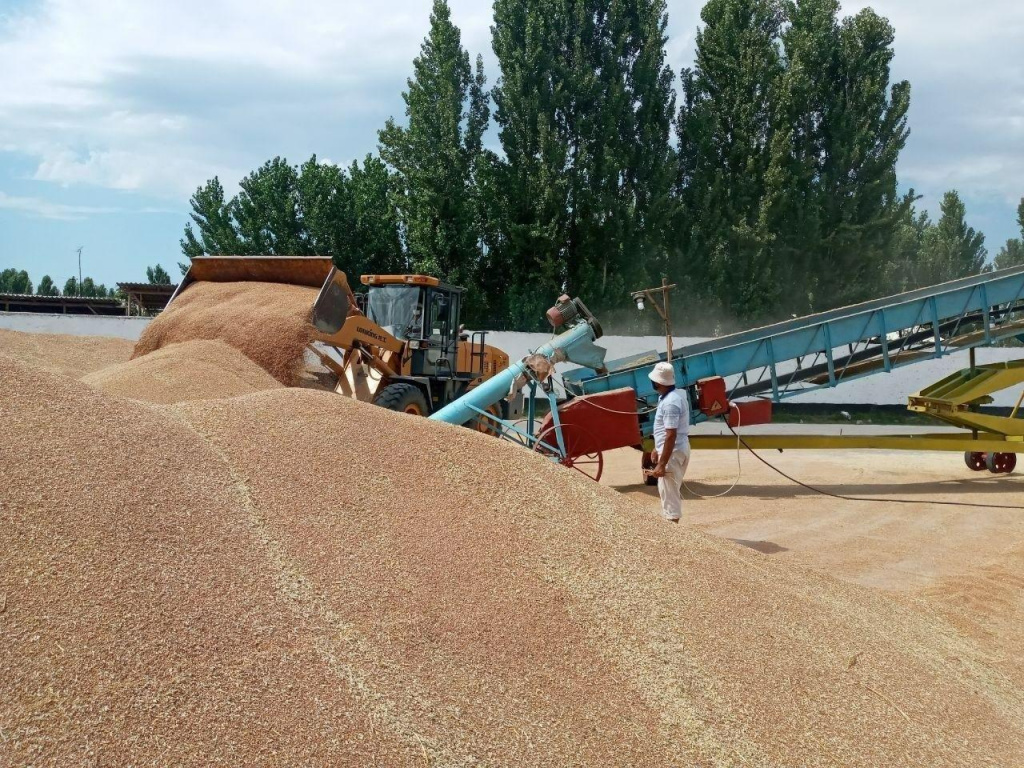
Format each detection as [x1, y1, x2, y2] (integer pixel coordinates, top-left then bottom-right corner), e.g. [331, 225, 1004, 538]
[171, 256, 519, 427]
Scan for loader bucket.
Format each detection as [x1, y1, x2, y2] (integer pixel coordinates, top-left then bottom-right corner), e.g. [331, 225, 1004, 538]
[311, 266, 353, 334]
[169, 255, 336, 306]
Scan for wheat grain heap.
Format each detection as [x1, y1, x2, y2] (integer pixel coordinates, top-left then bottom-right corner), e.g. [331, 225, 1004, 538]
[0, 327, 134, 377]
[132, 280, 318, 385]
[3, 341, 1023, 766]
[84, 339, 282, 404]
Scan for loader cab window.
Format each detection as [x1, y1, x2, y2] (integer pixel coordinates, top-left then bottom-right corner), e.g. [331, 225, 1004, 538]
[429, 292, 447, 339]
[366, 285, 425, 340]
[429, 290, 460, 346]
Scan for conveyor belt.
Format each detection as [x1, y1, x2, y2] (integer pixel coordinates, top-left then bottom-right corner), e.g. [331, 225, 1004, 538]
[567, 266, 1024, 428]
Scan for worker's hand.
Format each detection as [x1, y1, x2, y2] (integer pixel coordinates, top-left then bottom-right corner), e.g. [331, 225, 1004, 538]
[649, 449, 659, 465]
[649, 465, 666, 479]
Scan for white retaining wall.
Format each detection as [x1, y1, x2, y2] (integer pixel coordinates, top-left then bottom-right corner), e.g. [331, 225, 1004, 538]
[0, 312, 151, 340]
[3, 315, 1021, 406]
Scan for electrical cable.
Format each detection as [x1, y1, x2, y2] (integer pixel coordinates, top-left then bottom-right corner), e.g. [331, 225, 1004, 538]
[550, 373, 658, 416]
[682, 407, 743, 499]
[721, 422, 1024, 511]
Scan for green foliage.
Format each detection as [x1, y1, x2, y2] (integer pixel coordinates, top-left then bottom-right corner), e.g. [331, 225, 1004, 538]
[340, 155, 406, 276]
[917, 191, 987, 281]
[179, 155, 404, 279]
[146, 264, 172, 284]
[172, 0, 1016, 333]
[181, 176, 242, 258]
[35, 275, 59, 296]
[486, 0, 677, 329]
[61, 276, 113, 298]
[234, 158, 309, 255]
[675, 0, 785, 322]
[378, 0, 488, 318]
[884, 201, 932, 292]
[0, 268, 33, 294]
[675, 0, 912, 324]
[991, 198, 1024, 271]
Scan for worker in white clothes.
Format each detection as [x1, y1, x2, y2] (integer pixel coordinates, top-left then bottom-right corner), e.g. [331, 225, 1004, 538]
[647, 362, 690, 523]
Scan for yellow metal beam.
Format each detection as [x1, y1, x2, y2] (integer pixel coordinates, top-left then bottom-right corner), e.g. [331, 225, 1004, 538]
[908, 358, 1024, 436]
[690, 433, 1024, 453]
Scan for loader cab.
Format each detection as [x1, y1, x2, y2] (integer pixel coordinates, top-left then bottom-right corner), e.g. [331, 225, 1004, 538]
[361, 274, 463, 377]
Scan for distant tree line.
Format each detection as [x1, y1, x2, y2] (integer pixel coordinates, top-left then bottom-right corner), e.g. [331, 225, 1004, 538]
[180, 0, 1024, 332]
[0, 264, 173, 299]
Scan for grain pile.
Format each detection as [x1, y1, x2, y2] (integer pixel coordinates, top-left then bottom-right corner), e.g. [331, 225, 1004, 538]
[0, 327, 133, 377]
[83, 339, 282, 404]
[0, 357, 409, 765]
[132, 281, 317, 385]
[4, 347, 1023, 767]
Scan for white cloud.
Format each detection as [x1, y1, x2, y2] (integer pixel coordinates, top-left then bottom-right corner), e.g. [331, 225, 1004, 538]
[839, 1, 1024, 214]
[0, 0, 1021, 241]
[0, 190, 119, 219]
[0, 0, 489, 197]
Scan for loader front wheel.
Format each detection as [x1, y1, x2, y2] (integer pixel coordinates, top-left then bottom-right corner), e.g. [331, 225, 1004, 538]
[374, 383, 429, 416]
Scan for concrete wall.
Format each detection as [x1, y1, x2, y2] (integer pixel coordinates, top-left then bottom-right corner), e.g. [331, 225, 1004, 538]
[0, 312, 151, 340]
[3, 314, 1019, 406]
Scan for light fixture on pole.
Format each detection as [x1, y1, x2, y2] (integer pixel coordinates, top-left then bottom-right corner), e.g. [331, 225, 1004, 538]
[629, 277, 676, 362]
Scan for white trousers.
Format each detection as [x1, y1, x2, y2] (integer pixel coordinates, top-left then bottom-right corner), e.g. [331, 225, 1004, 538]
[657, 446, 690, 521]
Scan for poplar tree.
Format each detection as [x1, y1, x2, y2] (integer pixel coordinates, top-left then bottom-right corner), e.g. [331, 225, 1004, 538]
[36, 275, 59, 296]
[675, 0, 911, 322]
[233, 158, 309, 255]
[794, 6, 912, 310]
[0, 268, 33, 294]
[992, 198, 1024, 270]
[675, 0, 784, 322]
[378, 0, 489, 303]
[919, 191, 987, 282]
[488, 0, 676, 328]
[181, 177, 243, 258]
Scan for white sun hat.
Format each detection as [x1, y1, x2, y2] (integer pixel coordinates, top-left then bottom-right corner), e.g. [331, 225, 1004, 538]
[648, 362, 676, 387]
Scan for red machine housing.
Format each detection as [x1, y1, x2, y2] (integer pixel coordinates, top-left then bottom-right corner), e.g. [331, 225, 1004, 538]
[696, 377, 730, 417]
[728, 399, 773, 427]
[696, 376, 773, 427]
[537, 388, 642, 457]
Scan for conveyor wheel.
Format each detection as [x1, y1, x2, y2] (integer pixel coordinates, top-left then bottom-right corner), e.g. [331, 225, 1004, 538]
[985, 452, 1017, 475]
[964, 451, 988, 472]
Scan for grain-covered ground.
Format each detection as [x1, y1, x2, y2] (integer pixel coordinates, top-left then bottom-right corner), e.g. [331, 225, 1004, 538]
[3, 326, 1024, 765]
[83, 339, 283, 404]
[603, 444, 1024, 690]
[0, 327, 134, 376]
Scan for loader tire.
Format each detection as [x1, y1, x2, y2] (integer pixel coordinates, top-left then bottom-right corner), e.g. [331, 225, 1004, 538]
[374, 383, 430, 416]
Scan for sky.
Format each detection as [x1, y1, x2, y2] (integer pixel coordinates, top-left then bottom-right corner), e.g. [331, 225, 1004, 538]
[0, 0, 1021, 289]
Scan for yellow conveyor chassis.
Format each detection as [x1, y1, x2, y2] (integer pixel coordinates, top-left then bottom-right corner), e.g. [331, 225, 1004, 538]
[691, 358, 1024, 475]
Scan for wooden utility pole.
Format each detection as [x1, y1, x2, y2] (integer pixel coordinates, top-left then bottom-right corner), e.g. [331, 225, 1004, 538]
[75, 247, 83, 296]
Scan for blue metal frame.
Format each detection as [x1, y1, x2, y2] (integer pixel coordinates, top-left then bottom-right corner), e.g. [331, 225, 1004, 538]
[466, 379, 571, 464]
[566, 265, 1024, 438]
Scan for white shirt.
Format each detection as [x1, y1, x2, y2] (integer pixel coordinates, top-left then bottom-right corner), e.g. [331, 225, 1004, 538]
[652, 388, 690, 453]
